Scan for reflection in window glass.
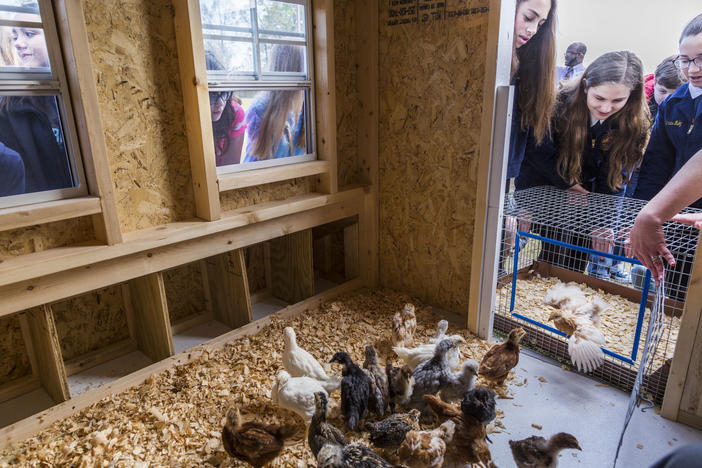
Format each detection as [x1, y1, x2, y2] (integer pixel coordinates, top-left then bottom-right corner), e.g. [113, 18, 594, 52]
[0, 94, 75, 195]
[260, 43, 305, 76]
[0, 2, 50, 74]
[257, 0, 305, 36]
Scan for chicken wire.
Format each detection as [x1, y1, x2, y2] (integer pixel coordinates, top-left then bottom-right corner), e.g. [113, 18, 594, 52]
[494, 185, 702, 403]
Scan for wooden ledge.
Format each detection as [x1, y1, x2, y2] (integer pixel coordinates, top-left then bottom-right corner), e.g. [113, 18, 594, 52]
[0, 197, 102, 232]
[218, 160, 330, 192]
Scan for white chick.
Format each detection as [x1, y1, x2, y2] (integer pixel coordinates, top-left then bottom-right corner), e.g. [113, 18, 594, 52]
[393, 335, 464, 370]
[429, 320, 449, 344]
[439, 359, 479, 403]
[568, 318, 606, 373]
[543, 282, 587, 312]
[271, 370, 337, 426]
[282, 327, 340, 392]
[572, 294, 610, 328]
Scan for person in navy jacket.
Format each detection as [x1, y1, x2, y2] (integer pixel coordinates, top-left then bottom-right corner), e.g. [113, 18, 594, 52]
[0, 141, 25, 197]
[517, 51, 649, 273]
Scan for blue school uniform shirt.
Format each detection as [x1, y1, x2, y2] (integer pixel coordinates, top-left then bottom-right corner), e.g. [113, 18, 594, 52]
[506, 77, 532, 179]
[634, 83, 702, 207]
[243, 93, 305, 163]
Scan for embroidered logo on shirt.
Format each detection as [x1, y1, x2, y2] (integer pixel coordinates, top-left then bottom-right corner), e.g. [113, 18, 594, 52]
[600, 134, 613, 151]
[665, 120, 683, 127]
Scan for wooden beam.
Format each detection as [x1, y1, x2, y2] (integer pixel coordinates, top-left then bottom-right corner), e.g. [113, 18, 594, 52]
[344, 223, 360, 279]
[203, 250, 253, 329]
[53, 0, 122, 244]
[218, 160, 330, 192]
[24, 306, 70, 404]
[270, 230, 315, 304]
[127, 274, 174, 362]
[173, 0, 221, 221]
[0, 278, 362, 449]
[0, 197, 102, 234]
[312, 0, 338, 194]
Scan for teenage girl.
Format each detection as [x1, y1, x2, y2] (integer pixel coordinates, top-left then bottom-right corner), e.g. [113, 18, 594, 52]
[632, 14, 702, 296]
[516, 51, 649, 272]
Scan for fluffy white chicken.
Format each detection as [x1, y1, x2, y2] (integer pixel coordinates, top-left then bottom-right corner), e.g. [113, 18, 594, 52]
[393, 335, 465, 370]
[271, 370, 337, 425]
[282, 327, 340, 392]
[392, 303, 418, 347]
[428, 320, 449, 344]
[543, 282, 587, 312]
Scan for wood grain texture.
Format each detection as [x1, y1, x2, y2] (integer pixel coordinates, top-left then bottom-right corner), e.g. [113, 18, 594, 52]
[24, 306, 70, 404]
[126, 273, 173, 362]
[203, 250, 252, 329]
[270, 230, 315, 304]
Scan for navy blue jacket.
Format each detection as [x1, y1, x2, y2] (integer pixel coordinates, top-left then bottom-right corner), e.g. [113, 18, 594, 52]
[0, 142, 25, 196]
[507, 79, 531, 179]
[634, 84, 702, 207]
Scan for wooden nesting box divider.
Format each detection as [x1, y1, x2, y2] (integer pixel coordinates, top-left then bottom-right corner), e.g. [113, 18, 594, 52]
[126, 273, 174, 362]
[202, 250, 253, 329]
[270, 230, 315, 304]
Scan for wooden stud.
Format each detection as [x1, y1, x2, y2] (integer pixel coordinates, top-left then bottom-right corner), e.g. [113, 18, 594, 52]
[172, 0, 221, 221]
[312, 0, 338, 194]
[126, 273, 174, 362]
[53, 1, 123, 244]
[270, 230, 315, 304]
[218, 160, 330, 192]
[344, 223, 360, 279]
[203, 250, 253, 329]
[24, 306, 70, 404]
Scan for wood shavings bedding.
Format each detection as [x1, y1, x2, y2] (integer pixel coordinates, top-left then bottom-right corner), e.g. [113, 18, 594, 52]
[497, 276, 679, 371]
[0, 289, 506, 466]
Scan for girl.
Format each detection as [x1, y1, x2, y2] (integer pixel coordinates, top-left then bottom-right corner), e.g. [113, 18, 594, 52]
[648, 56, 687, 120]
[516, 51, 649, 274]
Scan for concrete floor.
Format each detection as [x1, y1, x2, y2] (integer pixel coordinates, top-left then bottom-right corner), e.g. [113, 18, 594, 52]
[490, 349, 702, 467]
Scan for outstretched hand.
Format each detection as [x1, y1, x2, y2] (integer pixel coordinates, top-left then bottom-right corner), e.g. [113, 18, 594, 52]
[629, 211, 675, 284]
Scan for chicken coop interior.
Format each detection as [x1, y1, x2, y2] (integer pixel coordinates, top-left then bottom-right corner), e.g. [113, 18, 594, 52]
[1, 0, 702, 466]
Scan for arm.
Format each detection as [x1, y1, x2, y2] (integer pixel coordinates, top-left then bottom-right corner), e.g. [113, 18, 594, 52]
[630, 148, 702, 281]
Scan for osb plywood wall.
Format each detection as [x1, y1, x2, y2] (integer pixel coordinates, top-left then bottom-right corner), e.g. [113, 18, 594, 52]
[0, 315, 31, 385]
[0, 217, 94, 257]
[245, 243, 267, 294]
[163, 263, 207, 324]
[83, 0, 195, 232]
[220, 178, 312, 211]
[379, 0, 490, 316]
[335, 0, 362, 187]
[52, 286, 130, 362]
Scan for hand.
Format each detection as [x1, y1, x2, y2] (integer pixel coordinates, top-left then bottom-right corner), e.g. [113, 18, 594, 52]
[671, 212, 702, 229]
[630, 209, 676, 283]
[504, 216, 517, 255]
[591, 227, 614, 253]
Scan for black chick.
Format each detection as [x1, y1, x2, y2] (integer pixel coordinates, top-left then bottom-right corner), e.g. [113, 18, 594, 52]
[408, 339, 457, 423]
[309, 392, 348, 457]
[316, 441, 402, 468]
[365, 409, 420, 450]
[386, 363, 415, 414]
[461, 387, 497, 426]
[330, 351, 372, 431]
[364, 345, 389, 416]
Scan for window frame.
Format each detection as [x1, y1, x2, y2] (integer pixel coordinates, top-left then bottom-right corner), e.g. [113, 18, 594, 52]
[0, 0, 89, 210]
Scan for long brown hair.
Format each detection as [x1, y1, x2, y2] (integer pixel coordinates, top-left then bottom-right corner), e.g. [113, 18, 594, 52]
[515, 0, 558, 144]
[555, 51, 649, 191]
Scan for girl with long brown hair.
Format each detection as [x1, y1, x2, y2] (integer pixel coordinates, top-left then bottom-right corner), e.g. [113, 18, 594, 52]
[516, 51, 649, 275]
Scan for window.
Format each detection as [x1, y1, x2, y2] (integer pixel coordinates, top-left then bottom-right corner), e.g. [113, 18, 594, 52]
[199, 0, 315, 173]
[0, 0, 87, 209]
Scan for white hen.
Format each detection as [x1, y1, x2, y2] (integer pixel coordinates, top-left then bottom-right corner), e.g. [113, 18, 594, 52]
[282, 327, 339, 393]
[543, 282, 588, 312]
[270, 370, 336, 425]
[393, 335, 464, 370]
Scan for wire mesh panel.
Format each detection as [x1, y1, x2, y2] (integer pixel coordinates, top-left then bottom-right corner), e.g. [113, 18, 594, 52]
[494, 186, 702, 403]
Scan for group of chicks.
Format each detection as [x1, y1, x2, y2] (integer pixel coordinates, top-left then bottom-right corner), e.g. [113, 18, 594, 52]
[221, 303, 581, 467]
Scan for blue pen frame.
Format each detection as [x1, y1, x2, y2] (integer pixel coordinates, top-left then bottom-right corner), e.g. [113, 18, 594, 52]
[508, 231, 652, 366]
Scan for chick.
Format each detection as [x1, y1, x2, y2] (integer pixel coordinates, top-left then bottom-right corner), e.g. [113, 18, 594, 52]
[365, 409, 421, 450]
[330, 351, 372, 431]
[386, 363, 415, 413]
[439, 359, 479, 403]
[509, 432, 581, 468]
[543, 282, 587, 311]
[397, 420, 455, 468]
[549, 307, 606, 373]
[428, 320, 449, 343]
[461, 387, 497, 426]
[479, 327, 526, 385]
[221, 407, 298, 468]
[363, 345, 389, 416]
[393, 334, 464, 370]
[423, 394, 494, 467]
[391, 303, 417, 347]
[270, 370, 336, 426]
[283, 327, 340, 391]
[309, 392, 348, 457]
[408, 339, 457, 423]
[317, 442, 400, 467]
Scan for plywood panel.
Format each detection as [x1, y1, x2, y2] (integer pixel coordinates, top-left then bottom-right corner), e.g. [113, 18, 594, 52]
[24, 306, 70, 403]
[203, 250, 252, 329]
[0, 315, 32, 386]
[219, 178, 313, 212]
[83, 0, 195, 232]
[378, 0, 490, 317]
[0, 217, 94, 257]
[245, 243, 268, 294]
[270, 230, 315, 304]
[163, 262, 207, 325]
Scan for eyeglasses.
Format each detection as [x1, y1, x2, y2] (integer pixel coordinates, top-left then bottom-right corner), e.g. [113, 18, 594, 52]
[209, 91, 233, 104]
[674, 56, 702, 70]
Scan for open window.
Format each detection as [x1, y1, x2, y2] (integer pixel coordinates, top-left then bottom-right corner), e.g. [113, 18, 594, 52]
[200, 0, 316, 172]
[0, 0, 87, 209]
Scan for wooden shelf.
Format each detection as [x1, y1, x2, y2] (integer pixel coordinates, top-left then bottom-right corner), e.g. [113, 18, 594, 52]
[0, 197, 102, 233]
[218, 160, 330, 192]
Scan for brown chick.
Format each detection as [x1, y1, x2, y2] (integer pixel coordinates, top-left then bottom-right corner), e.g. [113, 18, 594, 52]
[548, 310, 578, 336]
[479, 327, 526, 385]
[391, 303, 417, 347]
[397, 420, 454, 468]
[423, 394, 494, 467]
[509, 432, 581, 468]
[222, 407, 299, 468]
[386, 363, 415, 413]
